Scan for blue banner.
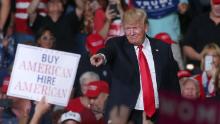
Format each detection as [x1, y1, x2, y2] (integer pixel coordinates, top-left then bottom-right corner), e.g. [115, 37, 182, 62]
[132, 0, 179, 19]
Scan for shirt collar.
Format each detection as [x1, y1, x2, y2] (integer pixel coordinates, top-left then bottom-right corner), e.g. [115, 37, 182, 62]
[134, 37, 149, 50]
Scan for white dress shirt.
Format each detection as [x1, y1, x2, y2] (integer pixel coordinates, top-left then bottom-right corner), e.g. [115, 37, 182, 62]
[134, 37, 159, 110]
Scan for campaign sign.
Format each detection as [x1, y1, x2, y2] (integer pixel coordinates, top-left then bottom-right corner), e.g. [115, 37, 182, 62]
[132, 0, 179, 19]
[7, 44, 81, 106]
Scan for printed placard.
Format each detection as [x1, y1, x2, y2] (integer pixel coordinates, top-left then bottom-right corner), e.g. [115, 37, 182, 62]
[7, 44, 81, 106]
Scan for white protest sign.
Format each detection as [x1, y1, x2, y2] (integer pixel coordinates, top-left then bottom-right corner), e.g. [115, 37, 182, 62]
[7, 44, 81, 106]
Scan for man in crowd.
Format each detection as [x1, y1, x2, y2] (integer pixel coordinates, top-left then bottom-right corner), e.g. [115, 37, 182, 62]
[28, 0, 82, 53]
[182, 0, 220, 74]
[67, 80, 109, 124]
[84, 80, 109, 124]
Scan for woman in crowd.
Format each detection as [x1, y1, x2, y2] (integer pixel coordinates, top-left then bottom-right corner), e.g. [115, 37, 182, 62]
[35, 27, 56, 49]
[92, 0, 129, 39]
[194, 43, 220, 99]
[181, 77, 200, 100]
[0, 27, 56, 124]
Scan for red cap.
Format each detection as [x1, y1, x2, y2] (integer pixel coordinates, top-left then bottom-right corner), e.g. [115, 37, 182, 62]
[177, 70, 191, 79]
[154, 32, 176, 44]
[85, 80, 109, 98]
[1, 76, 10, 93]
[213, 0, 220, 4]
[86, 34, 105, 55]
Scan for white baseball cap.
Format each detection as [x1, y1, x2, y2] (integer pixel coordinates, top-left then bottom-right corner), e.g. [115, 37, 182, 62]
[59, 111, 81, 123]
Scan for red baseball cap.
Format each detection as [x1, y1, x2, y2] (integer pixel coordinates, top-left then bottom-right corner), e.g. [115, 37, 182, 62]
[154, 32, 176, 44]
[85, 80, 109, 98]
[177, 70, 191, 79]
[86, 34, 105, 55]
[213, 0, 220, 4]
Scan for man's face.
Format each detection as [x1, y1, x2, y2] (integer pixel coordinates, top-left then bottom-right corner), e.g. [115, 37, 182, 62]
[123, 22, 147, 46]
[48, 0, 64, 14]
[211, 1, 220, 17]
[89, 93, 108, 114]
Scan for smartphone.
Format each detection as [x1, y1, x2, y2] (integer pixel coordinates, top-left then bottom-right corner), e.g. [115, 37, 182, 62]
[109, 4, 120, 16]
[0, 99, 13, 108]
[204, 55, 213, 71]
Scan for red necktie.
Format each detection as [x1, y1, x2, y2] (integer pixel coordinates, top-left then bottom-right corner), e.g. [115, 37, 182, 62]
[138, 45, 156, 117]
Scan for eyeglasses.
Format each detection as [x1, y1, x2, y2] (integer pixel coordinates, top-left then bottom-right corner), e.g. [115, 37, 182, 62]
[40, 36, 56, 42]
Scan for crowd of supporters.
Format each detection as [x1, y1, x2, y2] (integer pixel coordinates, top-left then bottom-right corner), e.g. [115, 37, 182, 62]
[0, 0, 219, 124]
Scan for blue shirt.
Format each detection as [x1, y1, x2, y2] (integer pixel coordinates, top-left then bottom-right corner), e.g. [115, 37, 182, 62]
[146, 0, 188, 42]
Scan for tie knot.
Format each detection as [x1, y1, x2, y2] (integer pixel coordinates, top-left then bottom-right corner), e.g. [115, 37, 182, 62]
[138, 45, 143, 50]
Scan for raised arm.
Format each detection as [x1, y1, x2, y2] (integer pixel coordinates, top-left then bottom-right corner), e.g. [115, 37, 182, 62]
[27, 0, 41, 26]
[0, 0, 11, 30]
[183, 45, 202, 61]
[30, 97, 51, 124]
[96, 7, 116, 38]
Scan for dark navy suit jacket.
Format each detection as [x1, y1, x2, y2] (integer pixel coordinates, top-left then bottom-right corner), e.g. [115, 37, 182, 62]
[99, 35, 179, 120]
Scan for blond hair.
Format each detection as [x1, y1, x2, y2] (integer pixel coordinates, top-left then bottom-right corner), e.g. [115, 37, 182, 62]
[182, 77, 200, 97]
[123, 8, 148, 25]
[200, 43, 220, 70]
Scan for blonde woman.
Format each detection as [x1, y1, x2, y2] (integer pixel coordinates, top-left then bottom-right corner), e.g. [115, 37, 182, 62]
[194, 43, 220, 99]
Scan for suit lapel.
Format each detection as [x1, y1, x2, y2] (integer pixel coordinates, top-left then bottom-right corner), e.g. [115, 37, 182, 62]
[123, 38, 139, 75]
[123, 36, 161, 87]
[149, 38, 161, 88]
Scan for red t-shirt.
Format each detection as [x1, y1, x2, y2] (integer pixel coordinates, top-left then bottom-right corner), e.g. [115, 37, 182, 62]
[81, 108, 105, 124]
[66, 97, 86, 113]
[66, 97, 105, 124]
[94, 8, 106, 34]
[194, 74, 206, 99]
